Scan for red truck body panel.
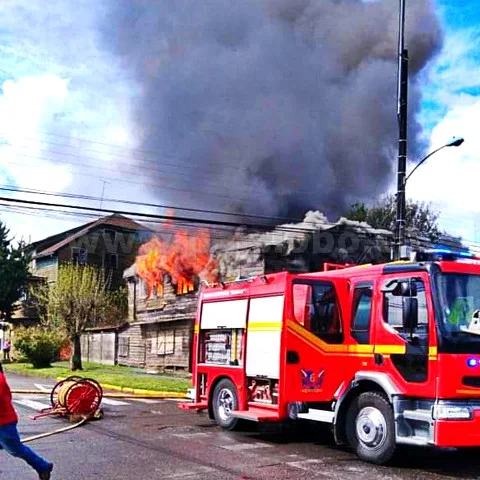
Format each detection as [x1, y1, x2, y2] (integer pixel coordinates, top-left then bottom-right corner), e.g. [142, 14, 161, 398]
[181, 258, 480, 454]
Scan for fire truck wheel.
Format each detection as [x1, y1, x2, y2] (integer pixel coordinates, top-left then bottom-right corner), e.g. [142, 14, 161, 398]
[345, 391, 396, 465]
[212, 379, 239, 430]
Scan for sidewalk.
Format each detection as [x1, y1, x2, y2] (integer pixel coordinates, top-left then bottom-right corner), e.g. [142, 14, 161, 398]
[5, 361, 190, 398]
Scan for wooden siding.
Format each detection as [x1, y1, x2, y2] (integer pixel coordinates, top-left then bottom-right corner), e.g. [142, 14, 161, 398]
[34, 256, 59, 283]
[122, 274, 198, 371]
[34, 226, 152, 288]
[215, 246, 266, 281]
[117, 324, 145, 368]
[81, 332, 117, 366]
[143, 320, 192, 372]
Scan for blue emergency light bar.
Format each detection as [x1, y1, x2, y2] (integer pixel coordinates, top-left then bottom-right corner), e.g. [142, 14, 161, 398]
[415, 248, 477, 262]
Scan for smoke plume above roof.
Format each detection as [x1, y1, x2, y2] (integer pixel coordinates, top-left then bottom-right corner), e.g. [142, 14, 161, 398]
[103, 0, 442, 221]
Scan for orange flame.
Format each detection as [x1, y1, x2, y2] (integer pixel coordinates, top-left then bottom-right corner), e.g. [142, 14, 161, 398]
[135, 227, 218, 297]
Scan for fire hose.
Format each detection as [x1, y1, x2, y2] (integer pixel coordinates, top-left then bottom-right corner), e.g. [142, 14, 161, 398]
[12, 389, 183, 399]
[8, 377, 104, 446]
[21, 418, 87, 444]
[11, 376, 185, 445]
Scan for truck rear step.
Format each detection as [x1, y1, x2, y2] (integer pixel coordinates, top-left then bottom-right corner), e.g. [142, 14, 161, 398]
[229, 407, 280, 422]
[177, 402, 208, 411]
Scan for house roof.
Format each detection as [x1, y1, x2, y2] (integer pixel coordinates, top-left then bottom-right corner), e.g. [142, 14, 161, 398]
[34, 214, 152, 259]
[84, 322, 129, 333]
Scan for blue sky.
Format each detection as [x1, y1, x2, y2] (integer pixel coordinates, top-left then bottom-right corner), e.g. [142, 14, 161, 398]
[410, 0, 480, 248]
[419, 0, 480, 128]
[0, 0, 479, 249]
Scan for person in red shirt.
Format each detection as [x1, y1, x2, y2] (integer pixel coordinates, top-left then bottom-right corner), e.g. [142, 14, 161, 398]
[0, 362, 53, 479]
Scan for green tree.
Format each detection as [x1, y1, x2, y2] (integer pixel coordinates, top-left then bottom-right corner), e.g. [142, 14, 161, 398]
[0, 221, 30, 321]
[35, 263, 127, 371]
[346, 195, 440, 242]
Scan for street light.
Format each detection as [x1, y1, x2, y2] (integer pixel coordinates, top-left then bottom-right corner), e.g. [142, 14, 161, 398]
[396, 137, 465, 259]
[405, 137, 465, 183]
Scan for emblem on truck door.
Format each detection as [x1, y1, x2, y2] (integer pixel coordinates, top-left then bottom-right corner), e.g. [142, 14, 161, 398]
[301, 369, 325, 391]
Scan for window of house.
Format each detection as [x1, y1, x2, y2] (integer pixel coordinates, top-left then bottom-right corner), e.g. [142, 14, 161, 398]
[292, 281, 343, 344]
[118, 337, 129, 357]
[104, 253, 118, 269]
[351, 284, 373, 344]
[151, 330, 175, 355]
[138, 278, 148, 298]
[20, 288, 29, 302]
[72, 247, 88, 265]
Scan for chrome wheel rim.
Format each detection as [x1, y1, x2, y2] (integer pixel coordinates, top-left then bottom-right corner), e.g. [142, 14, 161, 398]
[355, 406, 387, 450]
[217, 387, 234, 421]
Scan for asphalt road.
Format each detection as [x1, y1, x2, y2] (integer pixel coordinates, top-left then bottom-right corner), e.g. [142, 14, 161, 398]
[3, 373, 480, 479]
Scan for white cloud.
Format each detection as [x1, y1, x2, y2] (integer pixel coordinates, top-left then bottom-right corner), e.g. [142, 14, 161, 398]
[412, 15, 480, 247]
[409, 97, 480, 245]
[0, 0, 153, 242]
[0, 75, 73, 192]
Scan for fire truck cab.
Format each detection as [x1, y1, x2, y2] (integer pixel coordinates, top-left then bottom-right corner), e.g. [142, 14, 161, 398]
[180, 251, 480, 464]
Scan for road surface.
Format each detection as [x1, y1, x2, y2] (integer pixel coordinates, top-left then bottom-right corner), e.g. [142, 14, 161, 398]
[2, 373, 480, 479]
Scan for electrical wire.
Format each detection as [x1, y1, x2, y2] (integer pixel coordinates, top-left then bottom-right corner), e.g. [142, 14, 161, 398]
[0, 195, 327, 235]
[0, 184, 340, 228]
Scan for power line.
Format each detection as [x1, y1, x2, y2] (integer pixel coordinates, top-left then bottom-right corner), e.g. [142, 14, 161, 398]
[6, 197, 479, 256]
[4, 186, 480, 247]
[0, 154, 263, 204]
[5, 184, 480, 249]
[0, 136, 246, 175]
[0, 185, 337, 228]
[0, 195, 325, 234]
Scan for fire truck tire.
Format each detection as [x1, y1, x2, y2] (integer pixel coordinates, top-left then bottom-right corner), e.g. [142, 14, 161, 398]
[345, 391, 396, 465]
[212, 379, 239, 431]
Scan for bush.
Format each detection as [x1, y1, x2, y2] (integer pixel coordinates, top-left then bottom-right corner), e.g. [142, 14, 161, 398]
[13, 327, 66, 368]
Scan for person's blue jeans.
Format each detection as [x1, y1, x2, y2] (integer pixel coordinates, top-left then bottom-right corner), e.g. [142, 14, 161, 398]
[0, 422, 52, 473]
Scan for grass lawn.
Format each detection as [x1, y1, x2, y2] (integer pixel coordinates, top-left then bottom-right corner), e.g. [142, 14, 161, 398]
[4, 361, 191, 393]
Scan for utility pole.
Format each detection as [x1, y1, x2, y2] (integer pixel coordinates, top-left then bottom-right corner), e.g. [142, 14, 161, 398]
[395, 0, 409, 259]
[99, 179, 109, 209]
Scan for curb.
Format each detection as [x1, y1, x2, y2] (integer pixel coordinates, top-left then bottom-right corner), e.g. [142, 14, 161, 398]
[55, 377, 187, 399]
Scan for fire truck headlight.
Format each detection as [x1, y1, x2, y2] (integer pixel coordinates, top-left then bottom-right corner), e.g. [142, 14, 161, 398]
[433, 405, 473, 420]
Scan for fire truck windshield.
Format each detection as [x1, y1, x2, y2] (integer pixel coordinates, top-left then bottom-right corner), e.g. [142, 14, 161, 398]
[435, 272, 480, 352]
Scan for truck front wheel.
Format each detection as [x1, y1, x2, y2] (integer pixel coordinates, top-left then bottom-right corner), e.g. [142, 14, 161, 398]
[345, 391, 396, 465]
[212, 379, 239, 430]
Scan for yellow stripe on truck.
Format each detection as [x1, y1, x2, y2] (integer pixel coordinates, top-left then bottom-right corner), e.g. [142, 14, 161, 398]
[248, 321, 282, 331]
[287, 320, 413, 357]
[374, 345, 406, 355]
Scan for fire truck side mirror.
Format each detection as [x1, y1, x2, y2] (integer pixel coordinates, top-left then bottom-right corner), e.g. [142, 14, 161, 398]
[401, 280, 417, 297]
[381, 279, 418, 297]
[403, 297, 419, 331]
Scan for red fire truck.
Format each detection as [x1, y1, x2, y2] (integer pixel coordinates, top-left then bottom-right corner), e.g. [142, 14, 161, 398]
[179, 250, 480, 464]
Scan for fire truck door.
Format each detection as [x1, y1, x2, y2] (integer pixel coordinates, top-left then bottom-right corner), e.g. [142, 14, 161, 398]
[376, 273, 436, 395]
[284, 280, 347, 402]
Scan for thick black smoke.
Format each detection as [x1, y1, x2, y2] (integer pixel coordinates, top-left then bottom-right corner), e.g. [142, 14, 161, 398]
[103, 0, 442, 221]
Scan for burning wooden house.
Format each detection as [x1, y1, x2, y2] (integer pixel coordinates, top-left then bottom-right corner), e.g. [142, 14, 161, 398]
[119, 211, 393, 373]
[120, 225, 218, 372]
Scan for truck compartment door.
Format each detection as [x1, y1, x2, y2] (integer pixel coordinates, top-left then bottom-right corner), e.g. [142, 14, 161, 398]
[246, 295, 284, 379]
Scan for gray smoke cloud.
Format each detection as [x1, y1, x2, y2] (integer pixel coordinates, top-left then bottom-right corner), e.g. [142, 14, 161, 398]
[102, 0, 442, 221]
